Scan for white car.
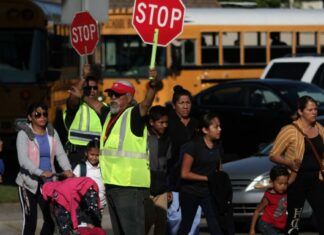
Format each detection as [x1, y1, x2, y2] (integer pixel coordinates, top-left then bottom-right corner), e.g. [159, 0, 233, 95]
[261, 56, 324, 88]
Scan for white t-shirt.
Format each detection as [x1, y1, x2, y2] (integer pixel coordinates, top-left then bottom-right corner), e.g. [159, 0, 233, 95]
[73, 161, 106, 208]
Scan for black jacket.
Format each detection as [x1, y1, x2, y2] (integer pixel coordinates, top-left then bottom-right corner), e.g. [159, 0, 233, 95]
[208, 171, 235, 235]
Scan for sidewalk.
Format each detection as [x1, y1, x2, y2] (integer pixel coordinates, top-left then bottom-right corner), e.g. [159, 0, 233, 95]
[0, 203, 113, 235]
[0, 203, 315, 235]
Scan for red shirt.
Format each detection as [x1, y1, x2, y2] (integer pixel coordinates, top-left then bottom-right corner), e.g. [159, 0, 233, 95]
[261, 190, 287, 229]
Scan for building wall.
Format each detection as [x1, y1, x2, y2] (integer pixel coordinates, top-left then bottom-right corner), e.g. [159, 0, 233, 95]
[301, 1, 323, 9]
[110, 0, 220, 8]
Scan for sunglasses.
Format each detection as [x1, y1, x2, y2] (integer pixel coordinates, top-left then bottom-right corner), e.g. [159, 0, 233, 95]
[84, 85, 98, 91]
[107, 91, 125, 98]
[34, 111, 48, 119]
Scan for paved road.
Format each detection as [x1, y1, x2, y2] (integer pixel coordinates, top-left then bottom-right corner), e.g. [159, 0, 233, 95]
[0, 203, 317, 235]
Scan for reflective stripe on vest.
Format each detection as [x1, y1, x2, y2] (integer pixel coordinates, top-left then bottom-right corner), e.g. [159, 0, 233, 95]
[69, 130, 101, 142]
[100, 149, 147, 159]
[68, 103, 102, 146]
[100, 107, 150, 187]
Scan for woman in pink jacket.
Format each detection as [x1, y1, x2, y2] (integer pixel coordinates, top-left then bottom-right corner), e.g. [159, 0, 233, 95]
[16, 102, 73, 235]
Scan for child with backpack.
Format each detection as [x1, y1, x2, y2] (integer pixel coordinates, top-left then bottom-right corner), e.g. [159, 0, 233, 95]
[73, 139, 106, 210]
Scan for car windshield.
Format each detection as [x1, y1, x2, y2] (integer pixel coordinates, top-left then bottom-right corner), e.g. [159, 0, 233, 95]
[274, 82, 324, 107]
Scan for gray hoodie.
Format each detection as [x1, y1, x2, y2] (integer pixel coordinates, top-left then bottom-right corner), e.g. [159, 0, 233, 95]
[16, 123, 71, 194]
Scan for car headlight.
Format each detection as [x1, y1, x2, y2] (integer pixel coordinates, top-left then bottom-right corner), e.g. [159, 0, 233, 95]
[246, 174, 271, 192]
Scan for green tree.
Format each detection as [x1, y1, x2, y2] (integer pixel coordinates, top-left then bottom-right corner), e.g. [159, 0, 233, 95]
[255, 0, 281, 7]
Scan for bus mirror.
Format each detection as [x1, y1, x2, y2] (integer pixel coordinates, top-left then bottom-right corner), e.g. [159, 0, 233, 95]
[45, 70, 61, 81]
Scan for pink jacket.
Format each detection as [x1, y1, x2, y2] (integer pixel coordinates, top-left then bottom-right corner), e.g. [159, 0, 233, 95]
[42, 177, 100, 230]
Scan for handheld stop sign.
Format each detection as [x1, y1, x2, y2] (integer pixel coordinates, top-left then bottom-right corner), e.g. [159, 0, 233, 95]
[70, 11, 99, 57]
[132, 0, 185, 75]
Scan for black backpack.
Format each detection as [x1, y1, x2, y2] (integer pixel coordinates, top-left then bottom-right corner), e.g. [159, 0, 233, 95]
[73, 161, 87, 177]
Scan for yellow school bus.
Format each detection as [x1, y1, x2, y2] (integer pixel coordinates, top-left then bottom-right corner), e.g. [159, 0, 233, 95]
[0, 0, 54, 148]
[0, 0, 80, 148]
[100, 8, 324, 105]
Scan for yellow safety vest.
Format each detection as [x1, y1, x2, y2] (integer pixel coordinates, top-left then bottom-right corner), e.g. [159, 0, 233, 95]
[66, 102, 102, 146]
[100, 107, 150, 187]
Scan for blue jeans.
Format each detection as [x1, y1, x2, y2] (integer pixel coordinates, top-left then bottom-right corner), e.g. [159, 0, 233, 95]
[167, 192, 201, 235]
[106, 185, 149, 235]
[0, 159, 4, 175]
[258, 219, 282, 235]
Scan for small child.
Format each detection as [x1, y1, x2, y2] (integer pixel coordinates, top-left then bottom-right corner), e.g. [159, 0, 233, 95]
[73, 139, 106, 210]
[249, 165, 289, 235]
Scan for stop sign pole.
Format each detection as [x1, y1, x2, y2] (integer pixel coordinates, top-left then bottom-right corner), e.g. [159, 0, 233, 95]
[149, 29, 159, 79]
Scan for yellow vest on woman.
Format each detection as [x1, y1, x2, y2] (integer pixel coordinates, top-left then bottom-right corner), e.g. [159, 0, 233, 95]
[100, 107, 150, 187]
[66, 102, 102, 146]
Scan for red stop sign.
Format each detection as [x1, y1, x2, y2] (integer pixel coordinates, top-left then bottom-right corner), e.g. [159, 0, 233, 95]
[132, 0, 185, 47]
[70, 11, 99, 56]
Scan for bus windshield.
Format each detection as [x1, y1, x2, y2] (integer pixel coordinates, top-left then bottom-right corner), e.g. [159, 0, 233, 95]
[102, 35, 167, 78]
[0, 29, 46, 83]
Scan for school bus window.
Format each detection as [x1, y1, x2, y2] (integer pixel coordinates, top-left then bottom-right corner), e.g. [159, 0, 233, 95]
[202, 33, 218, 46]
[244, 32, 266, 64]
[223, 32, 240, 64]
[105, 40, 117, 66]
[271, 32, 291, 59]
[201, 32, 219, 64]
[297, 32, 316, 54]
[102, 35, 166, 78]
[320, 33, 324, 52]
[48, 34, 79, 77]
[0, 29, 46, 83]
[182, 39, 196, 65]
[171, 41, 182, 72]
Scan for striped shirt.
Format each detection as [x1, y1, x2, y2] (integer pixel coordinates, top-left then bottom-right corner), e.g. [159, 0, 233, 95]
[270, 119, 324, 162]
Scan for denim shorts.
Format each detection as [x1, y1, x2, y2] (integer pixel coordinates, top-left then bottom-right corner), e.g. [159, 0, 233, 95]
[257, 219, 283, 235]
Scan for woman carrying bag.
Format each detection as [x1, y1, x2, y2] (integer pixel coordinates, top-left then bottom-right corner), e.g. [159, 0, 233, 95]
[270, 95, 324, 235]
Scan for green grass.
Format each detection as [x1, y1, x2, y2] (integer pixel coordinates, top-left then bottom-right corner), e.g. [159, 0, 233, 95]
[0, 185, 19, 203]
